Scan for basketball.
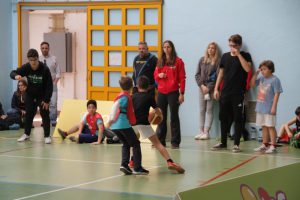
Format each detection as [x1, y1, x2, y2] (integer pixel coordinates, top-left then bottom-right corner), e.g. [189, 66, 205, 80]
[148, 108, 163, 125]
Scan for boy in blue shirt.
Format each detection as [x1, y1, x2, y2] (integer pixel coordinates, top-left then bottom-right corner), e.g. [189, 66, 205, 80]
[107, 76, 149, 175]
[251, 60, 283, 153]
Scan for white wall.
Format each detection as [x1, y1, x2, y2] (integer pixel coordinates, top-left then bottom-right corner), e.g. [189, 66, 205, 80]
[64, 11, 87, 101]
[163, 0, 300, 136]
[28, 10, 87, 110]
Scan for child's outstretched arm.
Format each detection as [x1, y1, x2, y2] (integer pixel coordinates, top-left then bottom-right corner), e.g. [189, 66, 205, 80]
[91, 123, 104, 145]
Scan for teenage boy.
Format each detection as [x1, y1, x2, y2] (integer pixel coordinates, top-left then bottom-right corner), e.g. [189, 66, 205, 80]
[10, 49, 53, 144]
[212, 34, 252, 153]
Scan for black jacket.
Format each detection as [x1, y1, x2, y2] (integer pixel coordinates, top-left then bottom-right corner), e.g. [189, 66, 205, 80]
[10, 62, 53, 103]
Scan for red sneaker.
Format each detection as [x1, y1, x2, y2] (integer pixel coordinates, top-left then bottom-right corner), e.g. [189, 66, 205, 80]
[167, 162, 185, 174]
[129, 160, 134, 168]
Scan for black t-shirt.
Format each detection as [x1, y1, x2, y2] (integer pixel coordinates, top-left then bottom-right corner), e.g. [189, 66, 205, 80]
[132, 92, 157, 125]
[132, 53, 158, 85]
[220, 51, 252, 97]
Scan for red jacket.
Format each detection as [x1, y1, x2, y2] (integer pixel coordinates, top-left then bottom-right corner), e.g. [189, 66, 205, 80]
[154, 57, 186, 94]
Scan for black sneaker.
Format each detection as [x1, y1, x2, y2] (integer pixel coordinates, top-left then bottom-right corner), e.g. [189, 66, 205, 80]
[106, 138, 114, 144]
[211, 143, 227, 151]
[133, 167, 149, 175]
[120, 165, 133, 175]
[58, 128, 67, 140]
[69, 136, 77, 142]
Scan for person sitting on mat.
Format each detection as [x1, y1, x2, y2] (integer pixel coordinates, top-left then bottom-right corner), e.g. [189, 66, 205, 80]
[58, 100, 105, 144]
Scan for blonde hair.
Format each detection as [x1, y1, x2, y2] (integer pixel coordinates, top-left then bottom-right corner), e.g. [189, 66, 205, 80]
[203, 42, 220, 65]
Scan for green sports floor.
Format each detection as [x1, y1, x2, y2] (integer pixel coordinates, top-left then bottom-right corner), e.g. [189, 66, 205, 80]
[1, 127, 300, 200]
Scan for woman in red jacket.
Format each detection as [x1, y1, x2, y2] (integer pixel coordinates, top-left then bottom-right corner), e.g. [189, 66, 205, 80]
[154, 40, 186, 149]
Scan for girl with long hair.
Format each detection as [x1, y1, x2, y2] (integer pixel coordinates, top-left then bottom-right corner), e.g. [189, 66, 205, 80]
[154, 40, 186, 149]
[195, 42, 220, 140]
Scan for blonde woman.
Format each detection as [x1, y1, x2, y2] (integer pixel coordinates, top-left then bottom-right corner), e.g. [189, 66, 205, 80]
[195, 42, 220, 140]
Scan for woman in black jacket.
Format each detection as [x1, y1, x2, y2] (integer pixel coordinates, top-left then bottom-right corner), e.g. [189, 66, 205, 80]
[7, 79, 27, 127]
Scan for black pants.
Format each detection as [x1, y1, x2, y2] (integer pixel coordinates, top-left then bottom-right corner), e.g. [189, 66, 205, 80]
[156, 91, 181, 146]
[113, 128, 142, 170]
[219, 94, 244, 146]
[24, 95, 50, 137]
[227, 105, 249, 141]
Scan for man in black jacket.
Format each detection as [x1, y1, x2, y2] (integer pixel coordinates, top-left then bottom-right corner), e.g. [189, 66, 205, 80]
[132, 41, 158, 97]
[10, 49, 53, 144]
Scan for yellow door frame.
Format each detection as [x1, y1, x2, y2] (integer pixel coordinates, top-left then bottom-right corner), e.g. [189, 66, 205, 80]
[17, 1, 162, 100]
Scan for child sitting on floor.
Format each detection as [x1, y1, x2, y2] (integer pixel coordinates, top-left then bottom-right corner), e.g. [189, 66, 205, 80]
[58, 100, 105, 144]
[277, 106, 300, 147]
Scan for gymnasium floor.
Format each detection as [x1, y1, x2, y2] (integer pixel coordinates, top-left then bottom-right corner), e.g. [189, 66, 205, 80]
[1, 127, 300, 200]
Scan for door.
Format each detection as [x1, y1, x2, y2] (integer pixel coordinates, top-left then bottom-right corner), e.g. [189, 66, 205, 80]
[87, 3, 162, 100]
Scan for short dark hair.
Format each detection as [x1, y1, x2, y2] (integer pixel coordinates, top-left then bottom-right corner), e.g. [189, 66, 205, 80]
[87, 100, 97, 108]
[259, 60, 275, 73]
[40, 41, 50, 47]
[27, 49, 39, 58]
[137, 75, 149, 90]
[229, 34, 242, 46]
[138, 41, 148, 46]
[295, 106, 300, 115]
[119, 76, 133, 91]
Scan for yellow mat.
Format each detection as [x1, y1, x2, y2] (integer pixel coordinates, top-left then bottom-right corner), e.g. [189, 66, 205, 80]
[53, 99, 153, 143]
[53, 99, 114, 138]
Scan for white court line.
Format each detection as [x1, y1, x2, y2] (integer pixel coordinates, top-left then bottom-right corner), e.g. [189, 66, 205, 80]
[0, 155, 120, 165]
[0, 137, 19, 140]
[14, 165, 162, 200]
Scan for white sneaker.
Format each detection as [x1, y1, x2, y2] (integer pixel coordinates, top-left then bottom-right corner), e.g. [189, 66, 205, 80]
[17, 134, 30, 142]
[254, 144, 267, 152]
[194, 134, 202, 140]
[232, 145, 241, 153]
[265, 145, 276, 154]
[195, 131, 204, 140]
[200, 133, 209, 140]
[45, 137, 52, 144]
